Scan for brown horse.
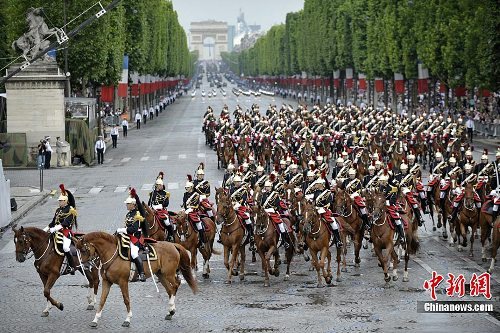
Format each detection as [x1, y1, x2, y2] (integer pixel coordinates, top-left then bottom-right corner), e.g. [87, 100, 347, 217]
[488, 216, 500, 273]
[302, 202, 343, 286]
[479, 199, 494, 262]
[389, 139, 405, 170]
[74, 232, 197, 328]
[366, 191, 398, 283]
[215, 187, 246, 283]
[173, 210, 218, 278]
[455, 183, 479, 255]
[253, 205, 295, 286]
[142, 203, 167, 241]
[333, 188, 364, 269]
[235, 135, 250, 164]
[12, 225, 100, 316]
[428, 175, 453, 239]
[283, 183, 311, 262]
[222, 135, 235, 168]
[299, 137, 314, 170]
[259, 135, 273, 171]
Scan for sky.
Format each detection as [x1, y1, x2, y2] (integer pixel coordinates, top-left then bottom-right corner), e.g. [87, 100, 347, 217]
[170, 0, 305, 34]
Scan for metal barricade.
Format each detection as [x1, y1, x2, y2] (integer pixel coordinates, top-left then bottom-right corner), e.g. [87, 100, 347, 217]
[475, 122, 500, 138]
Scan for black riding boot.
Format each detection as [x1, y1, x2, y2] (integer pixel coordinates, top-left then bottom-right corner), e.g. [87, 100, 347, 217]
[165, 224, 174, 242]
[332, 229, 343, 248]
[413, 208, 424, 226]
[280, 231, 291, 250]
[64, 251, 75, 275]
[361, 214, 371, 231]
[493, 209, 499, 225]
[133, 256, 146, 282]
[421, 198, 429, 214]
[198, 229, 206, 249]
[396, 223, 406, 245]
[439, 197, 446, 212]
[245, 223, 256, 251]
[449, 206, 460, 225]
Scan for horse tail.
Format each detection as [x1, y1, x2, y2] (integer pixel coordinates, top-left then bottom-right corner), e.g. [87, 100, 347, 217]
[173, 243, 198, 294]
[407, 234, 420, 255]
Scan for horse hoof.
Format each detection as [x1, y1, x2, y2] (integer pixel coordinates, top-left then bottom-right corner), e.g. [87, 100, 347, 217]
[341, 268, 348, 273]
[316, 283, 324, 288]
[239, 274, 245, 281]
[202, 273, 209, 279]
[475, 234, 478, 239]
[89, 322, 98, 328]
[86, 304, 95, 311]
[232, 270, 239, 276]
[274, 270, 280, 277]
[437, 222, 442, 228]
[304, 256, 310, 262]
[58, 303, 64, 311]
[393, 275, 399, 281]
[336, 276, 342, 283]
[443, 234, 448, 240]
[482, 258, 487, 262]
[378, 263, 382, 267]
[433, 227, 437, 231]
[165, 314, 173, 320]
[308, 267, 315, 271]
[41, 311, 49, 317]
[403, 277, 409, 282]
[276, 259, 282, 265]
[325, 276, 332, 285]
[122, 321, 130, 327]
[224, 280, 232, 285]
[264, 282, 270, 287]
[354, 263, 360, 268]
[363, 244, 368, 249]
[284, 274, 290, 281]
[469, 253, 473, 257]
[384, 276, 391, 283]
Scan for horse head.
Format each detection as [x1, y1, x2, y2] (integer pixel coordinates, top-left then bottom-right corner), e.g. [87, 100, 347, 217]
[334, 189, 351, 217]
[302, 202, 318, 235]
[73, 236, 98, 265]
[215, 192, 232, 225]
[12, 225, 33, 263]
[367, 191, 385, 224]
[253, 205, 269, 233]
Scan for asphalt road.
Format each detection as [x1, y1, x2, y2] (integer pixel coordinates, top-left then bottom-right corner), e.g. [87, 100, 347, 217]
[1, 78, 499, 333]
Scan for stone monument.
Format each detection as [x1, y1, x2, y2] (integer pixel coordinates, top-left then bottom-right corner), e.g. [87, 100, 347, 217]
[5, 7, 67, 167]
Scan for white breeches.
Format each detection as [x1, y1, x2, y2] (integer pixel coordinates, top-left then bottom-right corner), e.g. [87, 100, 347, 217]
[244, 218, 252, 225]
[207, 210, 214, 217]
[195, 222, 203, 231]
[131, 243, 139, 259]
[360, 207, 367, 215]
[440, 191, 446, 199]
[63, 236, 71, 252]
[330, 220, 339, 230]
[163, 216, 171, 226]
[278, 223, 286, 233]
[493, 205, 499, 212]
[395, 219, 402, 226]
[419, 191, 426, 199]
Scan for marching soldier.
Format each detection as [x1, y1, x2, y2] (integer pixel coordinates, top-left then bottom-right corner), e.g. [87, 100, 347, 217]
[230, 175, 256, 251]
[44, 184, 77, 275]
[148, 177, 173, 241]
[342, 168, 371, 231]
[116, 188, 146, 282]
[312, 177, 343, 247]
[182, 175, 205, 249]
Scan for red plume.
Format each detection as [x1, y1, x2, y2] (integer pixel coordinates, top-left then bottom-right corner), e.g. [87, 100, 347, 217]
[402, 158, 406, 164]
[484, 149, 488, 155]
[353, 163, 357, 169]
[383, 169, 388, 176]
[371, 161, 375, 166]
[311, 164, 316, 171]
[246, 157, 250, 163]
[387, 162, 393, 170]
[321, 170, 326, 179]
[187, 174, 192, 182]
[410, 148, 415, 155]
[292, 157, 298, 164]
[274, 164, 279, 172]
[269, 173, 276, 182]
[59, 184, 65, 193]
[239, 165, 244, 173]
[130, 188, 137, 197]
[158, 171, 164, 178]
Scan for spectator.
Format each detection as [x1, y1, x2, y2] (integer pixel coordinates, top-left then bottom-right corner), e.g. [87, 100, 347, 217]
[135, 112, 141, 129]
[466, 117, 474, 143]
[121, 118, 128, 137]
[44, 136, 52, 169]
[142, 108, 148, 124]
[56, 136, 64, 167]
[149, 105, 154, 120]
[94, 135, 106, 164]
[111, 124, 119, 148]
[37, 139, 45, 170]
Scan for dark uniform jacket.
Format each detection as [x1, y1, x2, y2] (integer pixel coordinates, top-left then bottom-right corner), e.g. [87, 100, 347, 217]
[49, 204, 77, 229]
[148, 189, 169, 208]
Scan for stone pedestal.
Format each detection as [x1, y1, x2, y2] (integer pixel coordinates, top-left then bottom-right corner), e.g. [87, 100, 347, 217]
[5, 61, 66, 167]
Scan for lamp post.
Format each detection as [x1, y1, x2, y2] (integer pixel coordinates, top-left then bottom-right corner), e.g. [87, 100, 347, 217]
[96, 86, 102, 138]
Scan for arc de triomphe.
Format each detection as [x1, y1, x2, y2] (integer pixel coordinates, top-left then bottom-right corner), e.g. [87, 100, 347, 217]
[190, 21, 228, 61]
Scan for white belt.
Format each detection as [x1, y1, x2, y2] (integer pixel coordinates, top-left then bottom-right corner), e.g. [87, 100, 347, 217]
[152, 204, 162, 210]
[316, 207, 326, 214]
[264, 208, 275, 213]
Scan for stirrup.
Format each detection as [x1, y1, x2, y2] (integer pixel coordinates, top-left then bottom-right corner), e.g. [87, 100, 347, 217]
[138, 273, 146, 282]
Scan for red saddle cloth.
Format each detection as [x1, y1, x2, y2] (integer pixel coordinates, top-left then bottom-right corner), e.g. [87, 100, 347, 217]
[353, 195, 366, 208]
[154, 209, 169, 220]
[268, 212, 292, 233]
[387, 215, 409, 230]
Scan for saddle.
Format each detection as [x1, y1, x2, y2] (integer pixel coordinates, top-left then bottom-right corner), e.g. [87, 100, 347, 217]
[187, 216, 213, 232]
[53, 231, 84, 257]
[117, 234, 158, 261]
[387, 215, 409, 230]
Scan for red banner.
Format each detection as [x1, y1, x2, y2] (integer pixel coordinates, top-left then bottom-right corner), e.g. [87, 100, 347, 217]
[395, 80, 405, 94]
[358, 79, 366, 90]
[375, 79, 384, 93]
[439, 82, 446, 93]
[101, 86, 114, 102]
[480, 89, 491, 97]
[117, 83, 128, 98]
[417, 79, 428, 94]
[346, 78, 353, 89]
[131, 84, 139, 96]
[455, 87, 466, 97]
[334, 79, 340, 88]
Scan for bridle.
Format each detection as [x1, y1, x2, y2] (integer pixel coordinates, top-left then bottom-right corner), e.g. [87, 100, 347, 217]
[14, 231, 51, 262]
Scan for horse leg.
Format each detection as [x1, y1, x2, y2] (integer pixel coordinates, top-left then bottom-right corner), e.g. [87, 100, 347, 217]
[336, 246, 342, 282]
[42, 271, 63, 312]
[90, 278, 112, 328]
[318, 247, 329, 287]
[309, 249, 323, 287]
[226, 245, 239, 284]
[458, 221, 466, 252]
[373, 244, 390, 283]
[239, 244, 246, 281]
[391, 247, 400, 281]
[469, 223, 477, 257]
[354, 233, 362, 268]
[223, 246, 230, 271]
[190, 248, 197, 273]
[117, 281, 132, 327]
[85, 270, 97, 310]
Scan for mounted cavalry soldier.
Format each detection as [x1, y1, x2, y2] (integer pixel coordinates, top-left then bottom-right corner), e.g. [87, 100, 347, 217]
[252, 164, 268, 189]
[182, 175, 206, 250]
[230, 174, 256, 251]
[362, 163, 377, 189]
[193, 163, 214, 220]
[396, 162, 425, 226]
[448, 167, 482, 226]
[342, 168, 371, 231]
[312, 176, 343, 248]
[259, 177, 291, 250]
[44, 184, 77, 275]
[148, 174, 173, 241]
[379, 171, 406, 245]
[222, 163, 235, 189]
[116, 188, 146, 282]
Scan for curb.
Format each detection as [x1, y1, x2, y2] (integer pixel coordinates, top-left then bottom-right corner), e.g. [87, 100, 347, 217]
[4, 191, 50, 230]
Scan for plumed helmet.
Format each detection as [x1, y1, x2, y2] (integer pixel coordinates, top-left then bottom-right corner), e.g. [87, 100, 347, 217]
[256, 165, 265, 172]
[124, 196, 136, 204]
[348, 168, 356, 176]
[227, 163, 235, 171]
[307, 170, 315, 177]
[155, 178, 164, 185]
[407, 154, 415, 161]
[400, 163, 408, 171]
[368, 164, 375, 171]
[264, 180, 273, 188]
[233, 175, 242, 182]
[464, 163, 472, 171]
[336, 157, 344, 164]
[465, 150, 472, 157]
[196, 168, 205, 175]
[435, 152, 443, 159]
[449, 156, 456, 164]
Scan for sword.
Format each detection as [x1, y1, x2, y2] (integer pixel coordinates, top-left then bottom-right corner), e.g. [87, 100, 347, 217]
[146, 250, 159, 293]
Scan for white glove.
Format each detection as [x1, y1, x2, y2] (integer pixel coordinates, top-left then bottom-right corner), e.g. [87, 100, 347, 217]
[233, 202, 241, 210]
[43, 226, 49, 232]
[186, 208, 193, 214]
[116, 228, 127, 234]
[49, 227, 56, 233]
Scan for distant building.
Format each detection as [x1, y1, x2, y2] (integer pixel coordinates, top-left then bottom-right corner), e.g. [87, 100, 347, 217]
[227, 25, 235, 52]
[233, 9, 262, 52]
[190, 21, 228, 61]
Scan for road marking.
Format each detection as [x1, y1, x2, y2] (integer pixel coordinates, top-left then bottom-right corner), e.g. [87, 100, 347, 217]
[159, 155, 168, 161]
[140, 156, 150, 161]
[197, 153, 206, 158]
[29, 188, 40, 193]
[141, 184, 153, 191]
[178, 154, 187, 159]
[167, 182, 179, 190]
[88, 186, 103, 194]
[121, 157, 131, 163]
[114, 186, 128, 193]
[412, 257, 434, 274]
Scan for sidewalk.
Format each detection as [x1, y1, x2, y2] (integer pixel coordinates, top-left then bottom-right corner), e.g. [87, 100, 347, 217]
[1, 186, 50, 232]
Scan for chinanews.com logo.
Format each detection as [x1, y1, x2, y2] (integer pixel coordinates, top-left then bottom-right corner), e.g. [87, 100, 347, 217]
[417, 271, 496, 313]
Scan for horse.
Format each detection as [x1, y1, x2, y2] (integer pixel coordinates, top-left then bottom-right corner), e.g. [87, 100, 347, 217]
[272, 140, 287, 166]
[235, 135, 250, 164]
[479, 197, 494, 262]
[259, 135, 273, 171]
[488, 216, 500, 273]
[333, 188, 364, 269]
[301, 202, 345, 286]
[252, 204, 295, 286]
[428, 175, 453, 239]
[283, 183, 311, 262]
[389, 139, 405, 170]
[455, 183, 479, 255]
[142, 203, 167, 241]
[365, 191, 398, 283]
[222, 135, 235, 168]
[299, 137, 314, 170]
[173, 210, 218, 278]
[12, 225, 100, 317]
[73, 231, 197, 328]
[215, 187, 246, 284]
[355, 148, 371, 178]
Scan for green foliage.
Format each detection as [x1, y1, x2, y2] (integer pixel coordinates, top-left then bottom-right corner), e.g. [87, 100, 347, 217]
[226, 0, 499, 91]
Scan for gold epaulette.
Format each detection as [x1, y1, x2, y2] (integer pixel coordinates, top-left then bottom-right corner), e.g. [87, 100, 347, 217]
[69, 206, 78, 217]
[166, 191, 171, 199]
[134, 211, 145, 222]
[390, 186, 398, 194]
